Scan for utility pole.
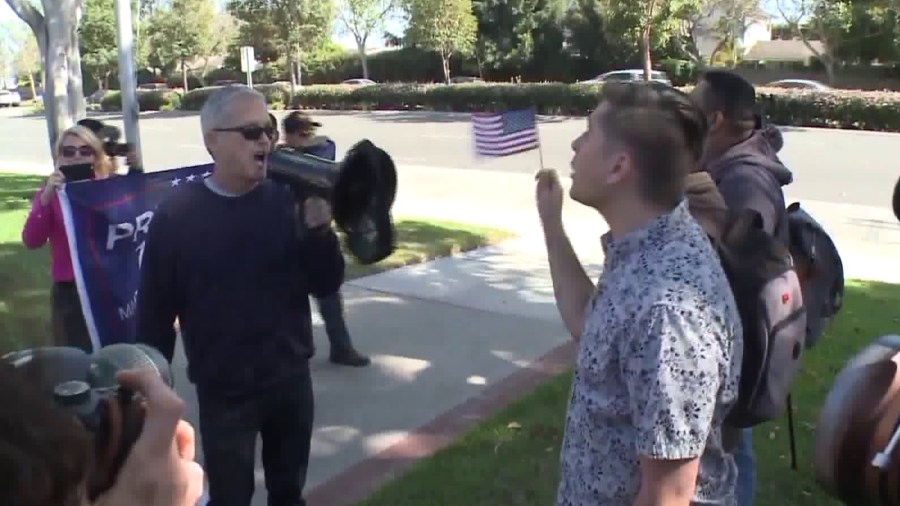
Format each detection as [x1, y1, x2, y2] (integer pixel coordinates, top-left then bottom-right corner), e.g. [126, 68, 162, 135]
[115, 0, 144, 172]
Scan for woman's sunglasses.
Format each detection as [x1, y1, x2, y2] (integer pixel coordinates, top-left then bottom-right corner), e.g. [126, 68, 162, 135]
[61, 145, 95, 158]
[214, 125, 276, 141]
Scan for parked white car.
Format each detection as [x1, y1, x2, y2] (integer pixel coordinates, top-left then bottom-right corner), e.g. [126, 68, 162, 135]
[341, 78, 376, 86]
[764, 79, 832, 91]
[580, 69, 673, 86]
[0, 89, 22, 107]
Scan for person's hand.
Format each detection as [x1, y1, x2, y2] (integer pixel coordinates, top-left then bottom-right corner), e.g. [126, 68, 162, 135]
[40, 170, 65, 206]
[94, 368, 204, 506]
[304, 196, 333, 229]
[125, 147, 138, 168]
[535, 168, 564, 227]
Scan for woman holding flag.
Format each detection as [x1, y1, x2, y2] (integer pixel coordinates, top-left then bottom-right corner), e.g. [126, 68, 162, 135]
[21, 125, 114, 353]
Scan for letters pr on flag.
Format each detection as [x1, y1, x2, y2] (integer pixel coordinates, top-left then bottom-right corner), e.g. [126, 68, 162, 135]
[58, 163, 214, 350]
[472, 108, 540, 157]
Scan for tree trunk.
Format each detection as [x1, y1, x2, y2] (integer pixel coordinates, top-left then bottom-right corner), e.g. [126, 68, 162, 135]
[441, 53, 451, 84]
[296, 51, 303, 86]
[288, 54, 297, 98]
[44, 7, 73, 157]
[28, 73, 37, 100]
[641, 24, 652, 81]
[823, 57, 836, 85]
[356, 43, 369, 79]
[181, 57, 188, 91]
[66, 1, 85, 120]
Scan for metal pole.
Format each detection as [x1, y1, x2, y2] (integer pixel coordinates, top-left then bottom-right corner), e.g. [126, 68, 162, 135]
[114, 0, 144, 172]
[732, 0, 739, 67]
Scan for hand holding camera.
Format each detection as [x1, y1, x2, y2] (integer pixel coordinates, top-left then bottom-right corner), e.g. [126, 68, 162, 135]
[94, 368, 204, 506]
[2, 343, 204, 506]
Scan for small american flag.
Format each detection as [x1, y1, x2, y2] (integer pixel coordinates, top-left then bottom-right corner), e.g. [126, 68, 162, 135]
[472, 108, 540, 157]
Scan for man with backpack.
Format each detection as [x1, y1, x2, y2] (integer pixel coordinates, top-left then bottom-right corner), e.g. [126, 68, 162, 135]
[690, 70, 796, 506]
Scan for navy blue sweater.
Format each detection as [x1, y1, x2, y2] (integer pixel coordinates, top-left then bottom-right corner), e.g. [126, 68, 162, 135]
[135, 179, 344, 396]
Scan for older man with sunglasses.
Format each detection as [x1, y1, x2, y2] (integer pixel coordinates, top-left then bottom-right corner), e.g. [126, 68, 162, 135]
[135, 85, 343, 506]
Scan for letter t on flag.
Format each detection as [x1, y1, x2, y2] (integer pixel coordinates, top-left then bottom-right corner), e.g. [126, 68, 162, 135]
[472, 108, 544, 168]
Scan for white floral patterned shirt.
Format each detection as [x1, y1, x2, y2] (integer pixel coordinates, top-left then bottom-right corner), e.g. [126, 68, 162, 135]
[556, 200, 743, 506]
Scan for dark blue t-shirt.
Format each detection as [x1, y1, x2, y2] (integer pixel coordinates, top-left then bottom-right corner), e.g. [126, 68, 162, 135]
[135, 178, 344, 395]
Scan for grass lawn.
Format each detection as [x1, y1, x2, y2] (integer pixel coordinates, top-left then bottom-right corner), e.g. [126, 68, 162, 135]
[356, 279, 900, 506]
[0, 171, 512, 354]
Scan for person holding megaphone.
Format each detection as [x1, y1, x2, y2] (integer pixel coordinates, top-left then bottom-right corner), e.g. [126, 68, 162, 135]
[135, 86, 343, 506]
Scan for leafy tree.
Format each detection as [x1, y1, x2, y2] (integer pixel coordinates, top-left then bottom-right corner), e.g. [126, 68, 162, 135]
[143, 0, 217, 90]
[337, 0, 395, 78]
[279, 0, 334, 90]
[675, 0, 761, 66]
[16, 30, 41, 98]
[80, 0, 118, 90]
[834, 2, 899, 63]
[563, 0, 636, 76]
[228, 0, 333, 91]
[525, 0, 566, 80]
[775, 0, 853, 83]
[604, 0, 701, 80]
[228, 0, 282, 66]
[404, 0, 477, 83]
[472, 0, 540, 77]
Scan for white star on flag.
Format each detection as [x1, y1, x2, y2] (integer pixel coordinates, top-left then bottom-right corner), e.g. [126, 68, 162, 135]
[171, 178, 181, 186]
[202, 171, 212, 178]
[186, 174, 196, 182]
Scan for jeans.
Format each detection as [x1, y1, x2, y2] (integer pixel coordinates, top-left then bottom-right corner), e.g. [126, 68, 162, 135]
[316, 291, 353, 353]
[198, 371, 315, 506]
[734, 427, 755, 506]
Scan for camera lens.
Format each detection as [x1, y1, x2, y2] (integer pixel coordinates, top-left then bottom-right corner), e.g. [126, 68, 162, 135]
[54, 380, 91, 405]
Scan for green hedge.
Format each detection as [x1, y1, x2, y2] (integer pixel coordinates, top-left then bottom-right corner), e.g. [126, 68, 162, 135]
[755, 87, 900, 131]
[100, 90, 182, 112]
[181, 82, 291, 111]
[103, 82, 900, 132]
[287, 83, 900, 132]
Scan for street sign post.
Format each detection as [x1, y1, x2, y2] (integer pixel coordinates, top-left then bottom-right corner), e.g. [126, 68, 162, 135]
[240, 46, 256, 89]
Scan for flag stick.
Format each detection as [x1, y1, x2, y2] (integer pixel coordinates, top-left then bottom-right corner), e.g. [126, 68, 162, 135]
[537, 140, 546, 170]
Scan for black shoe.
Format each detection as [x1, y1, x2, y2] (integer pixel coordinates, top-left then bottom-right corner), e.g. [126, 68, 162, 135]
[330, 348, 371, 367]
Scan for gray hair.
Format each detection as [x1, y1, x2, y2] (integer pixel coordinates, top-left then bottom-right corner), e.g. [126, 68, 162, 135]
[200, 85, 266, 133]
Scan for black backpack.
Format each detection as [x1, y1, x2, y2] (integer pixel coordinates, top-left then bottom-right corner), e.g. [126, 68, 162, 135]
[786, 202, 845, 349]
[712, 209, 808, 428]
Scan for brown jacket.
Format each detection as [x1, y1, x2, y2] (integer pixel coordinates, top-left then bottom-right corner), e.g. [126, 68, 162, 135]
[685, 171, 728, 240]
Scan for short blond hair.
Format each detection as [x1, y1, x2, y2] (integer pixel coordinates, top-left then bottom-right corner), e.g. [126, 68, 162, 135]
[55, 125, 114, 177]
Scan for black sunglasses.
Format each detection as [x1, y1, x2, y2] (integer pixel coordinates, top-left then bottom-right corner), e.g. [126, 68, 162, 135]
[214, 125, 276, 141]
[61, 145, 95, 158]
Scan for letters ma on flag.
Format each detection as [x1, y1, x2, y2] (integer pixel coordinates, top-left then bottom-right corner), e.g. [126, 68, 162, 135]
[58, 163, 214, 350]
[472, 109, 540, 157]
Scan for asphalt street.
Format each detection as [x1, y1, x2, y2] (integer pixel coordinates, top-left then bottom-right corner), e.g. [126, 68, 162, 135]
[1, 107, 898, 208]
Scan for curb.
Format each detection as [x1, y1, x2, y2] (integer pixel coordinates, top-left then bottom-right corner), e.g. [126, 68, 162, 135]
[305, 340, 577, 506]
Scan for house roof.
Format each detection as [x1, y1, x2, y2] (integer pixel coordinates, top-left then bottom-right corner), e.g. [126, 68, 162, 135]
[744, 39, 826, 62]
